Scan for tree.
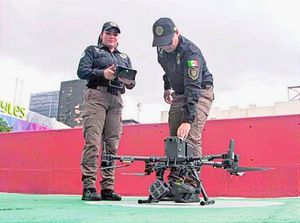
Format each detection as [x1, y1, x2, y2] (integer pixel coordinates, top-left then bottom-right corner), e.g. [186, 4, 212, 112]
[0, 117, 12, 132]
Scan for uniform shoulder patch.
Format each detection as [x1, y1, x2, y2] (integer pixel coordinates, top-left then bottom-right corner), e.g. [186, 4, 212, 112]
[119, 53, 127, 59]
[188, 67, 199, 80]
[94, 46, 100, 53]
[187, 59, 198, 68]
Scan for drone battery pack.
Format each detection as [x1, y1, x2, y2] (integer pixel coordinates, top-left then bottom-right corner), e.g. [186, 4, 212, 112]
[164, 137, 186, 159]
[164, 137, 195, 159]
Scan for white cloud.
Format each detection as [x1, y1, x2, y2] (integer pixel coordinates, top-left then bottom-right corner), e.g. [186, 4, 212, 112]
[213, 71, 298, 109]
[1, 1, 299, 123]
[122, 95, 170, 123]
[0, 56, 67, 108]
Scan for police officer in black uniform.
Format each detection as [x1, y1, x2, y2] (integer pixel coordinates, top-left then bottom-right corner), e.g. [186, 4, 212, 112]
[78, 21, 135, 201]
[152, 17, 214, 202]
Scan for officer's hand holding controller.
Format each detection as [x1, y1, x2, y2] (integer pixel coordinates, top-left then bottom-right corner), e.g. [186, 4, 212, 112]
[118, 77, 135, 86]
[103, 64, 116, 80]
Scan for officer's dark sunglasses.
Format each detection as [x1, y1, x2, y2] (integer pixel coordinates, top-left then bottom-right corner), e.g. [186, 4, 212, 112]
[104, 31, 119, 37]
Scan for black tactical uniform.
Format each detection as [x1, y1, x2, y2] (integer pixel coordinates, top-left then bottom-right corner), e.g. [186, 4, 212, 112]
[158, 34, 213, 124]
[78, 43, 134, 94]
[152, 18, 214, 202]
[78, 21, 135, 201]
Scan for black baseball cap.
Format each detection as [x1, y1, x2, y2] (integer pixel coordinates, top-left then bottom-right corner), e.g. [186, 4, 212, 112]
[101, 21, 121, 33]
[152, 17, 177, 47]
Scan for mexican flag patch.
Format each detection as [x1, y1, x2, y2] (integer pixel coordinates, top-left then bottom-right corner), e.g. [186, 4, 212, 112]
[187, 59, 198, 68]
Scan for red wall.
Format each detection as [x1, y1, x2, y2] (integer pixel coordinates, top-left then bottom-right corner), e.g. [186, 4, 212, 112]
[0, 115, 299, 197]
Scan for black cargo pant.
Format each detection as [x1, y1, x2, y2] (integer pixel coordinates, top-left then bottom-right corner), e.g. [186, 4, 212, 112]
[168, 87, 214, 185]
[80, 87, 123, 191]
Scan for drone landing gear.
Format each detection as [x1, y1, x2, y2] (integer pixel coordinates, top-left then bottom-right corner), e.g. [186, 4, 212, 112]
[199, 184, 215, 206]
[137, 179, 215, 206]
[138, 195, 156, 204]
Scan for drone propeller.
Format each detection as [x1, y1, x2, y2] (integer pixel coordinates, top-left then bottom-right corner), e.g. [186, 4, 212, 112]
[235, 166, 269, 172]
[226, 166, 270, 175]
[101, 163, 131, 170]
[223, 139, 271, 175]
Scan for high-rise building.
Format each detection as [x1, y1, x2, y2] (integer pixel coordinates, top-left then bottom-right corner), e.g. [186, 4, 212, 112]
[57, 79, 87, 127]
[29, 91, 59, 118]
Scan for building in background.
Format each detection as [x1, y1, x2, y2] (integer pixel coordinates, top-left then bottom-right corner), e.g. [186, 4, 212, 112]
[26, 111, 70, 129]
[209, 100, 300, 119]
[29, 91, 59, 118]
[160, 100, 300, 122]
[0, 113, 48, 132]
[57, 79, 87, 127]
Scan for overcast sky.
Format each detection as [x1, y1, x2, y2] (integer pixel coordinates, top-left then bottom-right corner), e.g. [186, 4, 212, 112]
[0, 0, 299, 123]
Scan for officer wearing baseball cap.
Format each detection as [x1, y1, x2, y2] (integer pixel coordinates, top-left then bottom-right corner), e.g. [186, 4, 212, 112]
[152, 18, 177, 47]
[78, 21, 135, 201]
[101, 21, 121, 34]
[152, 17, 214, 203]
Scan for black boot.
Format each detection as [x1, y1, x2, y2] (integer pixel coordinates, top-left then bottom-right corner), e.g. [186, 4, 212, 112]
[101, 189, 122, 201]
[81, 188, 102, 201]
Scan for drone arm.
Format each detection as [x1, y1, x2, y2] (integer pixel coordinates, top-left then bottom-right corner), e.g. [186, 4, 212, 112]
[103, 154, 164, 163]
[201, 154, 224, 161]
[200, 161, 224, 168]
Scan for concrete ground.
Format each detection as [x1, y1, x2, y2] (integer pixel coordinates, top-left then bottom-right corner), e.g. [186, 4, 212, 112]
[0, 193, 299, 223]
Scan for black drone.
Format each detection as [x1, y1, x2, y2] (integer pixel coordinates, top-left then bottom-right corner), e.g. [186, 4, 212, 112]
[102, 137, 266, 205]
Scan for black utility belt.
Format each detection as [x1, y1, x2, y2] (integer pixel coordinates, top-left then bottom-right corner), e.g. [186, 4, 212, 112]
[88, 85, 123, 90]
[88, 85, 108, 90]
[175, 83, 213, 95]
[87, 85, 122, 96]
[87, 82, 109, 88]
